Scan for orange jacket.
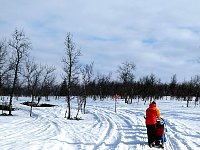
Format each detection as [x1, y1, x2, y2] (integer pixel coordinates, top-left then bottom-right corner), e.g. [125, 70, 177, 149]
[146, 102, 160, 125]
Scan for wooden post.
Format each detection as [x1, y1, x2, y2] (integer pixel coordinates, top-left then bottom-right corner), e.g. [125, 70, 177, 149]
[114, 94, 119, 113]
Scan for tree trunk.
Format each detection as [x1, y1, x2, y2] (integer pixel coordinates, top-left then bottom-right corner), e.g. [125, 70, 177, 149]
[30, 97, 34, 117]
[9, 67, 18, 115]
[66, 94, 71, 119]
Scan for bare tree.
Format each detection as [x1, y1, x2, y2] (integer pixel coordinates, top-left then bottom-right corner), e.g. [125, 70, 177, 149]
[117, 61, 136, 103]
[8, 29, 31, 115]
[80, 62, 93, 114]
[75, 96, 84, 120]
[140, 74, 161, 103]
[96, 72, 112, 100]
[23, 58, 56, 116]
[0, 40, 8, 95]
[169, 74, 177, 100]
[40, 65, 56, 101]
[23, 58, 40, 115]
[0, 40, 8, 70]
[23, 58, 37, 95]
[62, 33, 81, 119]
[0, 39, 9, 113]
[191, 75, 200, 106]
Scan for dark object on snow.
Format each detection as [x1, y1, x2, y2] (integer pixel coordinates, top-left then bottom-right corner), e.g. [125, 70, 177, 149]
[0, 104, 15, 111]
[154, 118, 166, 148]
[21, 101, 37, 106]
[0, 113, 12, 116]
[39, 103, 56, 107]
[21, 101, 56, 107]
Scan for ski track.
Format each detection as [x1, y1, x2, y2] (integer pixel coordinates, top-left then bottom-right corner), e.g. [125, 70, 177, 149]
[1, 99, 199, 150]
[86, 105, 177, 150]
[87, 106, 149, 150]
[164, 119, 200, 150]
[26, 105, 174, 150]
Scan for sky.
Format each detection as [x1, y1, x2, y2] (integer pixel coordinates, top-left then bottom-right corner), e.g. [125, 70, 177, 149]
[0, 96, 200, 149]
[1, 0, 200, 83]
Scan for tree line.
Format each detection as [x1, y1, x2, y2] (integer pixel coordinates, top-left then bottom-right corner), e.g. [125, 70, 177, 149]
[0, 28, 199, 118]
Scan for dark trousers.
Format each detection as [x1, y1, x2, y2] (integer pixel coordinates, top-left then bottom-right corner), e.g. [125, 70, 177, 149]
[146, 124, 156, 144]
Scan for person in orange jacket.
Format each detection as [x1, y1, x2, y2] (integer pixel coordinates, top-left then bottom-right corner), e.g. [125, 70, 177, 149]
[145, 101, 160, 148]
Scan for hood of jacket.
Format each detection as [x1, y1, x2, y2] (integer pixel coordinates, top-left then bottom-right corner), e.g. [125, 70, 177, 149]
[149, 102, 156, 108]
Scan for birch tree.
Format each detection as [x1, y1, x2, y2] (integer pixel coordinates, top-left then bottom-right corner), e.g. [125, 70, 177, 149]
[62, 33, 81, 119]
[8, 29, 31, 115]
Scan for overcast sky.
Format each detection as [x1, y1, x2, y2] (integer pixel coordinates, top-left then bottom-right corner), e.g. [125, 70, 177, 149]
[1, 0, 200, 83]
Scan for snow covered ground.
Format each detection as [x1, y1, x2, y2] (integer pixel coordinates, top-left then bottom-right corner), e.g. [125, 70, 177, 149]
[0, 96, 199, 150]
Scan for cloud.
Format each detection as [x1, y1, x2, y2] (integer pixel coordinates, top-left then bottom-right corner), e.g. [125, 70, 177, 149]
[1, 0, 200, 83]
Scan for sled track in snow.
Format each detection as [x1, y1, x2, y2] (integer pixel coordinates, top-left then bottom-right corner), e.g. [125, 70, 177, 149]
[19, 103, 175, 150]
[94, 112, 120, 149]
[164, 119, 198, 150]
[87, 105, 176, 150]
[2, 99, 199, 150]
[14, 101, 195, 150]
[35, 104, 193, 150]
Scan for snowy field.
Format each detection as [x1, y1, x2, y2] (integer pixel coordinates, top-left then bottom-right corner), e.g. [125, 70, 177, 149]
[0, 96, 199, 150]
